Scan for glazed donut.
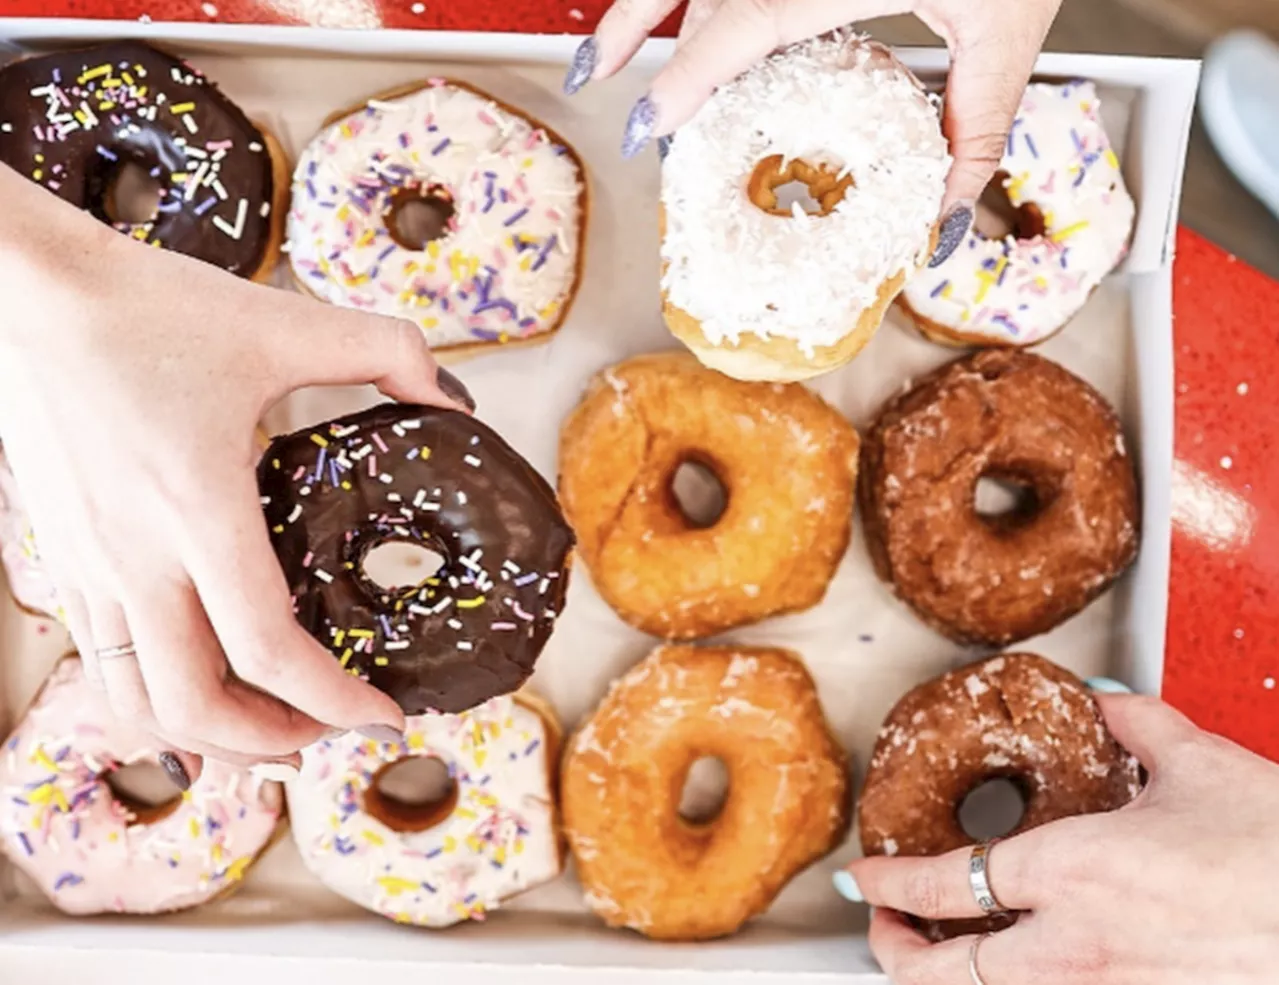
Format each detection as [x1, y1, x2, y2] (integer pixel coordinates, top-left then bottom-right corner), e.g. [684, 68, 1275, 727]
[660, 33, 949, 382]
[860, 349, 1139, 645]
[258, 403, 574, 715]
[858, 653, 1141, 940]
[288, 692, 561, 926]
[0, 445, 58, 619]
[0, 42, 287, 280]
[899, 81, 1135, 347]
[0, 656, 284, 915]
[557, 352, 859, 640]
[562, 644, 850, 940]
[287, 79, 586, 360]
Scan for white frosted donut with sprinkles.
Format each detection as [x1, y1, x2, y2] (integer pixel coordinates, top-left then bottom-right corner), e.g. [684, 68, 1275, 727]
[660, 33, 950, 382]
[0, 657, 284, 915]
[286, 693, 561, 927]
[286, 79, 586, 358]
[899, 80, 1135, 347]
[0, 445, 60, 619]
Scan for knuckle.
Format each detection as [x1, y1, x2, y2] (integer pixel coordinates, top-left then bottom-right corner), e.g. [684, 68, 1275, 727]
[152, 694, 207, 737]
[1055, 934, 1119, 981]
[901, 867, 947, 917]
[229, 644, 282, 691]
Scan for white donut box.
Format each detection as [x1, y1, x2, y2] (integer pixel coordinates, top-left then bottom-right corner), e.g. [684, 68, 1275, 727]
[0, 20, 1199, 985]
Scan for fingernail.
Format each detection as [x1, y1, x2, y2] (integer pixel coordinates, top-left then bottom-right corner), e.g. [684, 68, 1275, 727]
[563, 37, 597, 96]
[158, 751, 192, 792]
[1085, 676, 1133, 694]
[251, 761, 300, 783]
[358, 724, 406, 744]
[832, 869, 865, 903]
[622, 95, 657, 159]
[657, 135, 672, 162]
[928, 202, 974, 268]
[436, 367, 476, 412]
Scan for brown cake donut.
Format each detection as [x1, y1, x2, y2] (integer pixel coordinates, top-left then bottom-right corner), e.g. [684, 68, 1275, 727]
[562, 644, 850, 940]
[859, 349, 1139, 645]
[558, 352, 859, 639]
[859, 653, 1141, 941]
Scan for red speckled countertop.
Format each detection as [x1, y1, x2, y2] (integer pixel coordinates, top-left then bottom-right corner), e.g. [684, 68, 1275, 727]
[1, 0, 1276, 760]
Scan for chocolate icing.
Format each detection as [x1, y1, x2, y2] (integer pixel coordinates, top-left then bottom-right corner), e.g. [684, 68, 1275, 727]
[0, 42, 274, 276]
[258, 404, 574, 715]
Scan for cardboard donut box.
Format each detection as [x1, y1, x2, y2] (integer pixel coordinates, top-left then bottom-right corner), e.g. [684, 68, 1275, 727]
[0, 18, 1198, 985]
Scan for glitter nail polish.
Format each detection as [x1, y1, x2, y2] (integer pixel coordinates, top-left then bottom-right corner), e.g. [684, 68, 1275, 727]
[929, 203, 974, 268]
[563, 37, 598, 96]
[622, 95, 657, 159]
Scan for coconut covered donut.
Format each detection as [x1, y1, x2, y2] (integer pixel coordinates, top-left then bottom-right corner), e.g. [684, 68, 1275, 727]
[557, 352, 859, 639]
[287, 79, 586, 360]
[562, 644, 850, 940]
[859, 653, 1141, 940]
[899, 81, 1135, 347]
[287, 693, 561, 927]
[660, 33, 950, 382]
[0, 657, 284, 915]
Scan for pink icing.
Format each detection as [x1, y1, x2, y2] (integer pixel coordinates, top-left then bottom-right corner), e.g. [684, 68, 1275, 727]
[0, 658, 283, 914]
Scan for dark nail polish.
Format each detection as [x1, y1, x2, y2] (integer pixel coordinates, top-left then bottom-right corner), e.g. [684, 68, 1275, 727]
[929, 204, 974, 268]
[657, 135, 673, 162]
[436, 367, 476, 412]
[622, 95, 657, 159]
[563, 37, 597, 96]
[158, 751, 191, 792]
[358, 724, 406, 744]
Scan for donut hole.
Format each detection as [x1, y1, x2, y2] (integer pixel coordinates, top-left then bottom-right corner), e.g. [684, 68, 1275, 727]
[364, 756, 459, 833]
[103, 159, 164, 225]
[958, 777, 1027, 841]
[973, 470, 1047, 530]
[361, 540, 446, 594]
[677, 756, 730, 826]
[974, 170, 1045, 241]
[102, 761, 184, 825]
[386, 184, 456, 250]
[669, 459, 728, 529]
[748, 155, 853, 218]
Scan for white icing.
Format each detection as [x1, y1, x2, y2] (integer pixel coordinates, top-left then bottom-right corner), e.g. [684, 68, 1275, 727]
[660, 33, 949, 353]
[287, 695, 559, 927]
[287, 81, 584, 351]
[902, 81, 1135, 344]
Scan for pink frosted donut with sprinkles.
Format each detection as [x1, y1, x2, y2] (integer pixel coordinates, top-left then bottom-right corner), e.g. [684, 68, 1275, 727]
[899, 80, 1136, 347]
[0, 657, 284, 915]
[286, 79, 587, 358]
[0, 445, 60, 619]
[286, 693, 562, 927]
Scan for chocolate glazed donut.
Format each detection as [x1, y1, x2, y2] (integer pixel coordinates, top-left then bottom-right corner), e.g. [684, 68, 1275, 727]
[0, 42, 284, 278]
[859, 349, 1139, 645]
[258, 404, 573, 715]
[858, 653, 1141, 941]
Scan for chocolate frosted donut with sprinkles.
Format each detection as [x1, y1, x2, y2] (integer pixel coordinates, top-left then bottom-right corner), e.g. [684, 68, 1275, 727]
[899, 81, 1135, 347]
[258, 404, 574, 716]
[286, 79, 586, 359]
[0, 42, 288, 280]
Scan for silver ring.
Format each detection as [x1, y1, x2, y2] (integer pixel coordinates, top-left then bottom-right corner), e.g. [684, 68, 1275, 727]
[968, 840, 1008, 914]
[95, 642, 137, 661]
[968, 932, 993, 985]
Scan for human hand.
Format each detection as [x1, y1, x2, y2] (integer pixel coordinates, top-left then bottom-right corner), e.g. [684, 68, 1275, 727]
[565, 0, 1061, 248]
[0, 164, 475, 783]
[837, 694, 1279, 984]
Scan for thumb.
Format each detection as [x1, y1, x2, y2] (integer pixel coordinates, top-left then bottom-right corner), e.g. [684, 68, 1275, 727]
[1095, 693, 1202, 773]
[932, 8, 1057, 212]
[269, 300, 475, 412]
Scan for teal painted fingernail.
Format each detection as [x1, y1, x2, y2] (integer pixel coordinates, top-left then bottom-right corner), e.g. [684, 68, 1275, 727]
[1085, 676, 1133, 694]
[832, 869, 864, 903]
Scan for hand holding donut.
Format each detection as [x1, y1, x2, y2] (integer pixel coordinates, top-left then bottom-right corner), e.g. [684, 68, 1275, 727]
[0, 163, 474, 781]
[837, 695, 1280, 985]
[566, 0, 1062, 261]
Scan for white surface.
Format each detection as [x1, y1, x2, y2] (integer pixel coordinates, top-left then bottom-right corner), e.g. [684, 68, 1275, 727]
[0, 22, 1197, 984]
[1199, 30, 1279, 214]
